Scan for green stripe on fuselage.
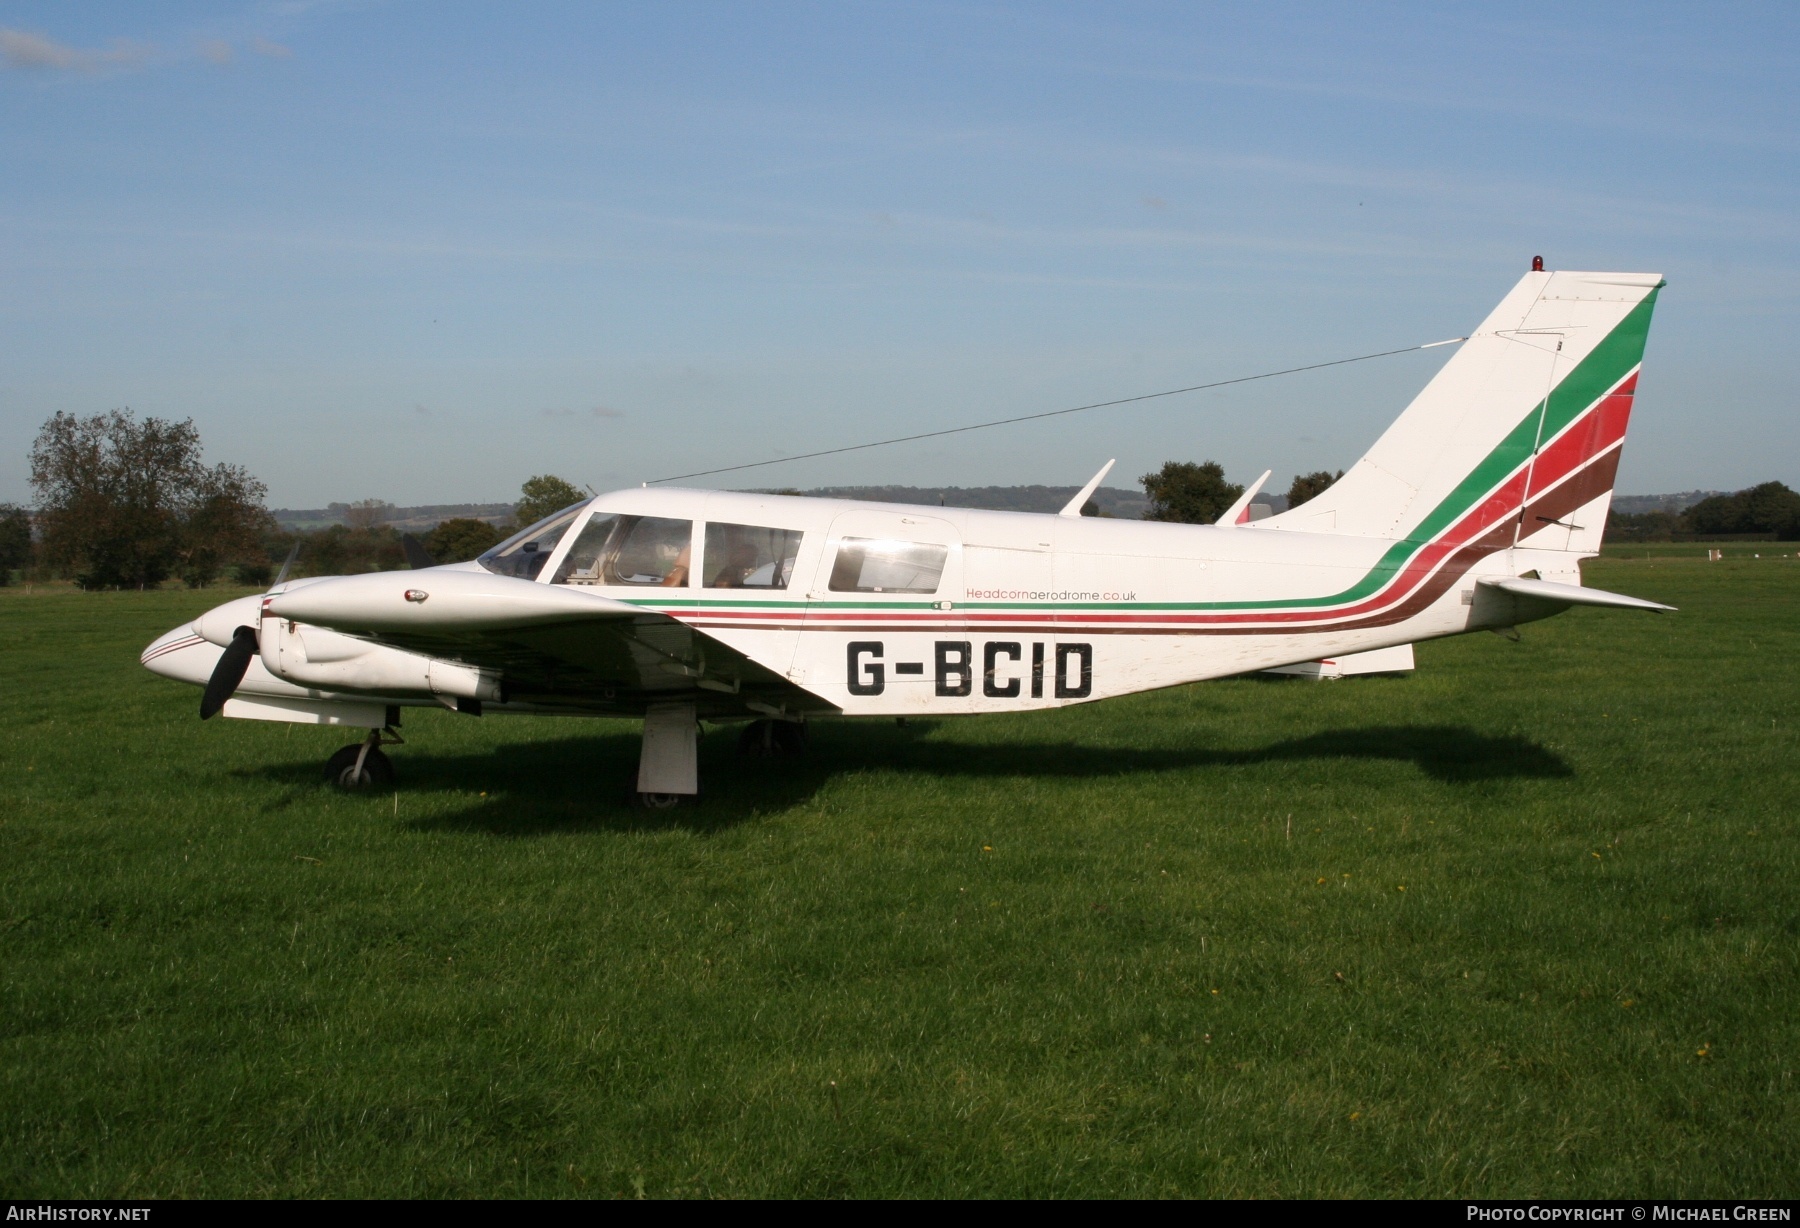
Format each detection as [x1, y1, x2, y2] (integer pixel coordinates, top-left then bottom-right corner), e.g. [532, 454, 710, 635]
[642, 291, 1659, 620]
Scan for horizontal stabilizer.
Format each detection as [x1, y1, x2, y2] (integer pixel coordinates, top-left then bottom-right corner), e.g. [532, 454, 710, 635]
[1477, 576, 1674, 613]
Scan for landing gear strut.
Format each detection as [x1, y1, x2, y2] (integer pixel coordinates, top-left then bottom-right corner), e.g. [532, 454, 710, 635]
[635, 702, 698, 809]
[325, 726, 402, 790]
[631, 707, 808, 807]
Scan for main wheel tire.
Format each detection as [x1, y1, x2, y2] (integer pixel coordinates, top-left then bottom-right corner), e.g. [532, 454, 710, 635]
[324, 744, 394, 790]
[737, 719, 808, 759]
[635, 791, 684, 810]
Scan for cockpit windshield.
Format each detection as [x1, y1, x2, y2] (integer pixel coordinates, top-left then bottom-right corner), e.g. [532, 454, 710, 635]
[552, 514, 693, 586]
[476, 502, 587, 580]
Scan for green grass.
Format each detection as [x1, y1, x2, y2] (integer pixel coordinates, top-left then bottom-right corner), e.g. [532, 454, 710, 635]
[3, 556, 1797, 1198]
[1599, 542, 1797, 560]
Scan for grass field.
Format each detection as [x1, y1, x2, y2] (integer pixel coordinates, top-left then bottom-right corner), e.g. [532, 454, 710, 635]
[1599, 542, 1796, 561]
[3, 556, 1797, 1198]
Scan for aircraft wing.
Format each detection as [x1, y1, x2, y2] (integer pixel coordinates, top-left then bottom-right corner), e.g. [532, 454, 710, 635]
[265, 569, 834, 717]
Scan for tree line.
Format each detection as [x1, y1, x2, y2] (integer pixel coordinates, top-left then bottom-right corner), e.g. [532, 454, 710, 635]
[7, 409, 1792, 588]
[1607, 483, 1800, 542]
[5, 410, 588, 588]
[1139, 462, 1341, 523]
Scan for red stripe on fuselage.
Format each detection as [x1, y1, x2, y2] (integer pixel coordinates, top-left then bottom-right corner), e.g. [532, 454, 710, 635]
[659, 374, 1636, 636]
[1527, 372, 1635, 501]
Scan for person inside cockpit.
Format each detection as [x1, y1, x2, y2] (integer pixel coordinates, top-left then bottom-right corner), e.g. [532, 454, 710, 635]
[709, 541, 761, 588]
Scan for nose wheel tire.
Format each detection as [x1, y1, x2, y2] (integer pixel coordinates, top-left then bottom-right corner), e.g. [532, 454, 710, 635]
[634, 791, 684, 810]
[325, 743, 395, 789]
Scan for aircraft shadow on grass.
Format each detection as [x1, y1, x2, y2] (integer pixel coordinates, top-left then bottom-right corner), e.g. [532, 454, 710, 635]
[245, 721, 1572, 837]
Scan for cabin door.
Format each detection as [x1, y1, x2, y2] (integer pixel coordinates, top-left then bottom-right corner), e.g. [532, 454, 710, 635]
[794, 510, 965, 708]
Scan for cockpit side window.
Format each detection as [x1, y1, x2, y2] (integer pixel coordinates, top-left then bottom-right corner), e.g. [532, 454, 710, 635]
[551, 514, 693, 587]
[476, 503, 587, 581]
[827, 537, 947, 594]
[551, 514, 620, 585]
[704, 523, 803, 589]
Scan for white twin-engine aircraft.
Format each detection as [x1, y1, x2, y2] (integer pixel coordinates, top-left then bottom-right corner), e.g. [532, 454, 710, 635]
[144, 267, 1673, 805]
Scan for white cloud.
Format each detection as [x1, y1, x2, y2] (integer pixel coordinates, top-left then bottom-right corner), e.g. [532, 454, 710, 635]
[0, 29, 148, 71]
[0, 26, 278, 73]
[0, 29, 79, 69]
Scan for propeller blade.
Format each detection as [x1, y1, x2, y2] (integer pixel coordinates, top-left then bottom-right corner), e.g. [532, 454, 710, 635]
[272, 543, 300, 587]
[200, 625, 259, 720]
[401, 534, 435, 570]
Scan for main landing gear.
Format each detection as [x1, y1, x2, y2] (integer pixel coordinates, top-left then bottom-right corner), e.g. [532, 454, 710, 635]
[317, 707, 805, 806]
[632, 706, 809, 808]
[325, 726, 403, 790]
[635, 702, 697, 809]
[737, 718, 808, 759]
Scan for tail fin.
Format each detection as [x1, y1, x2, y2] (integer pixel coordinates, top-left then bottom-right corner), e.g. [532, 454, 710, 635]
[1265, 268, 1662, 557]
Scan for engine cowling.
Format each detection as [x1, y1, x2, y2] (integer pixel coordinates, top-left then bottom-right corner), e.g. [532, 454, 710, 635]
[259, 615, 501, 702]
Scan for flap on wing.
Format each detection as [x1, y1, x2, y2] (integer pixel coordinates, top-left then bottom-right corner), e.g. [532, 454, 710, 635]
[1477, 576, 1675, 613]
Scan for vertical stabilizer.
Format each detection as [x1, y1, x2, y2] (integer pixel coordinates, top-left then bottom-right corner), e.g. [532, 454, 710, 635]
[1264, 269, 1662, 556]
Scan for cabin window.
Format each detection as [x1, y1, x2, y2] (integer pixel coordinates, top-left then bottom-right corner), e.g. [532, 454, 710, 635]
[551, 513, 619, 585]
[704, 523, 803, 589]
[828, 537, 947, 594]
[551, 514, 692, 587]
[477, 503, 587, 581]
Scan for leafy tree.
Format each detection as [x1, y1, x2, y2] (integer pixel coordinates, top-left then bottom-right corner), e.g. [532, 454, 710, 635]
[1141, 461, 1243, 525]
[427, 517, 504, 562]
[515, 475, 587, 527]
[174, 463, 276, 587]
[0, 504, 32, 585]
[29, 410, 272, 589]
[233, 558, 274, 587]
[295, 523, 405, 576]
[1604, 509, 1679, 543]
[1287, 469, 1343, 509]
[340, 499, 396, 531]
[1683, 482, 1800, 539]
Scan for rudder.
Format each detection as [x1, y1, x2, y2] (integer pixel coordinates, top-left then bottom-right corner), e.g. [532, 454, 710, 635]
[1264, 268, 1662, 560]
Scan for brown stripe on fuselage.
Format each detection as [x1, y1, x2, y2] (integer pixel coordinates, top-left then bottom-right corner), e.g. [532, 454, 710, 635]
[682, 450, 1626, 641]
[1174, 444, 1625, 637]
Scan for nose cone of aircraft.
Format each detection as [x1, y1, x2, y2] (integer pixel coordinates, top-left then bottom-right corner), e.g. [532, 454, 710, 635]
[140, 623, 222, 686]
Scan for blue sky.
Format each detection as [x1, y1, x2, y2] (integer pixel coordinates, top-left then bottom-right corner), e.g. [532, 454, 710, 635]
[3, 2, 1796, 507]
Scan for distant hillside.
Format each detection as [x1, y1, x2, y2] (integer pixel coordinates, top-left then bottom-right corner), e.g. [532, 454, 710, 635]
[267, 489, 1716, 531]
[1611, 491, 1728, 517]
[748, 485, 1153, 518]
[272, 502, 515, 532]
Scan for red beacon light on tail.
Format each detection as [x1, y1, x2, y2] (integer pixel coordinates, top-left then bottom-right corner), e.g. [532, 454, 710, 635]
[1532, 255, 1545, 271]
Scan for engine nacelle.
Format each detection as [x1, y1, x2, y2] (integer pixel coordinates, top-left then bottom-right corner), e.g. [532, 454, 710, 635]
[260, 616, 502, 702]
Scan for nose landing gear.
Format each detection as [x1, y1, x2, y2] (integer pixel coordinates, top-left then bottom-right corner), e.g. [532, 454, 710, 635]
[325, 726, 403, 789]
